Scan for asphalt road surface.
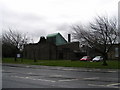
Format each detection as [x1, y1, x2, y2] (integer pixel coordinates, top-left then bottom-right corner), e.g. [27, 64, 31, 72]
[2, 63, 120, 88]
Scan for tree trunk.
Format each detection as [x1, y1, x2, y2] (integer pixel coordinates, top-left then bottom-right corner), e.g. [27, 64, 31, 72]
[21, 52, 23, 62]
[33, 52, 37, 62]
[102, 53, 108, 66]
[34, 59, 37, 62]
[102, 59, 108, 66]
[14, 47, 19, 62]
[14, 54, 17, 62]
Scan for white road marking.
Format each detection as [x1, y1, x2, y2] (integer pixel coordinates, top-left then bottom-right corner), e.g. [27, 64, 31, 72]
[84, 77, 99, 80]
[37, 79, 56, 82]
[56, 67, 62, 69]
[9, 67, 15, 68]
[50, 75, 62, 77]
[11, 75, 26, 79]
[26, 66, 30, 68]
[94, 69, 100, 71]
[107, 71, 117, 73]
[62, 69, 78, 71]
[107, 83, 120, 86]
[32, 79, 37, 80]
[88, 83, 120, 88]
[88, 84, 106, 87]
[11, 75, 56, 82]
[58, 79, 78, 82]
[106, 83, 120, 88]
[27, 72, 33, 74]
[25, 77, 29, 79]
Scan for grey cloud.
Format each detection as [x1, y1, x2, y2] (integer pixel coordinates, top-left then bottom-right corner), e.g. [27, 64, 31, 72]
[3, 10, 46, 25]
[2, 9, 47, 31]
[20, 14, 46, 23]
[2, 9, 49, 43]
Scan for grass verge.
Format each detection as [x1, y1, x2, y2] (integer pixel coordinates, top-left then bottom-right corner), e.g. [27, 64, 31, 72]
[2, 58, 120, 69]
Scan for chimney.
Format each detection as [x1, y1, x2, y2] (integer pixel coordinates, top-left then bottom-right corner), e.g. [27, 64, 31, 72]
[38, 36, 46, 43]
[68, 34, 71, 42]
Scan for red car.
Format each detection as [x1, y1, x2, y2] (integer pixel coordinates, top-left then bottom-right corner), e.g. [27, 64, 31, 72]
[80, 56, 91, 61]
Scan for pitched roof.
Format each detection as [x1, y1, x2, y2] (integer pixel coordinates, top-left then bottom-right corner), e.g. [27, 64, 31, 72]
[46, 33, 67, 45]
[46, 33, 60, 37]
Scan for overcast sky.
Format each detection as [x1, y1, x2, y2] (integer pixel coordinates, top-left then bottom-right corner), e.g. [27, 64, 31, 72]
[0, 0, 119, 42]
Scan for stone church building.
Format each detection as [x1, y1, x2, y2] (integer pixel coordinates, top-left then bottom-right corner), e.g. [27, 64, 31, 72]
[23, 33, 81, 60]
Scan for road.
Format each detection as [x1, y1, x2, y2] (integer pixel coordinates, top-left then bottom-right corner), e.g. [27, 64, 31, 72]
[2, 63, 120, 88]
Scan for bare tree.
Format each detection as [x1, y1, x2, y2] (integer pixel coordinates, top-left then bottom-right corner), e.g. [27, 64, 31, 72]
[2, 28, 30, 61]
[72, 16, 118, 66]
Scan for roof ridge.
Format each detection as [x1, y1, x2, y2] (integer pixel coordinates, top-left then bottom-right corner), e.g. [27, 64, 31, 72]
[47, 32, 60, 37]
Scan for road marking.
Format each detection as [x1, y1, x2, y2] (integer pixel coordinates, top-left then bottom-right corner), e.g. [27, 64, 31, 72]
[88, 83, 120, 88]
[84, 77, 99, 80]
[11, 75, 56, 83]
[107, 71, 117, 73]
[27, 72, 33, 74]
[94, 69, 101, 71]
[25, 77, 29, 79]
[56, 67, 62, 69]
[107, 83, 120, 86]
[88, 84, 106, 87]
[58, 79, 78, 82]
[9, 67, 15, 68]
[106, 83, 120, 88]
[26, 66, 30, 68]
[50, 75, 62, 77]
[62, 69, 78, 71]
[32, 79, 37, 80]
[37, 79, 56, 82]
[11, 76, 26, 79]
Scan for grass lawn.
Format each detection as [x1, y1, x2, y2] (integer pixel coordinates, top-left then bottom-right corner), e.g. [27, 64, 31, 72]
[2, 58, 120, 69]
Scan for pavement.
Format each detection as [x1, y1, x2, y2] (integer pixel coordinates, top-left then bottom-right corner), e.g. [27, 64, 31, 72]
[2, 63, 120, 88]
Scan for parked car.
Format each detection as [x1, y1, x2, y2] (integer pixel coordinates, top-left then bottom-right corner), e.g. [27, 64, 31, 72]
[80, 56, 91, 61]
[92, 56, 103, 62]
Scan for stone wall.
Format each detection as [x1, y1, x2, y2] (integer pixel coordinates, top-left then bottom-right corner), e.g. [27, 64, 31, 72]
[57, 42, 80, 60]
[23, 41, 80, 60]
[23, 42, 57, 60]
